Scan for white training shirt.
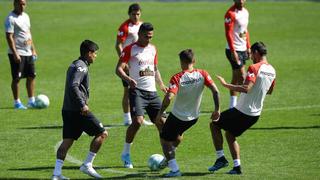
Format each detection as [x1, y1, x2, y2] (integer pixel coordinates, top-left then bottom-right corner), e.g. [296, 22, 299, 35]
[236, 60, 276, 116]
[5, 12, 33, 56]
[225, 5, 250, 51]
[120, 43, 158, 92]
[168, 69, 214, 121]
[117, 19, 142, 48]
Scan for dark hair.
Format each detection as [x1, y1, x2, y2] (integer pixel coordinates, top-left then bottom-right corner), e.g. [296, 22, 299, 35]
[138, 22, 154, 34]
[128, 3, 141, 14]
[80, 40, 99, 57]
[251, 41, 267, 56]
[179, 49, 194, 64]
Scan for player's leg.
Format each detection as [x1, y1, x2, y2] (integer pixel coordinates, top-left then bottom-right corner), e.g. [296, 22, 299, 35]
[9, 54, 26, 109]
[25, 56, 36, 108]
[225, 131, 242, 175]
[52, 138, 74, 180]
[122, 81, 132, 125]
[226, 49, 241, 108]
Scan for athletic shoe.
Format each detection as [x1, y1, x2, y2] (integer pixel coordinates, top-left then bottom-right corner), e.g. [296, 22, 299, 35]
[14, 102, 27, 110]
[142, 119, 153, 126]
[208, 156, 229, 172]
[123, 119, 132, 126]
[164, 170, 182, 177]
[27, 101, 37, 108]
[80, 164, 103, 179]
[227, 166, 242, 175]
[51, 174, 69, 180]
[121, 153, 133, 168]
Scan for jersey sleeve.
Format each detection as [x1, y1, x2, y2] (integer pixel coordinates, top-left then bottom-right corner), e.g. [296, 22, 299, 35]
[168, 75, 180, 94]
[117, 22, 128, 43]
[200, 70, 214, 87]
[119, 45, 132, 63]
[70, 65, 87, 108]
[246, 65, 258, 83]
[224, 10, 236, 51]
[5, 16, 14, 33]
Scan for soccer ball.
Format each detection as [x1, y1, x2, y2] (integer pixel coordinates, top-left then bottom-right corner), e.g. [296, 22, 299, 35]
[35, 94, 50, 109]
[148, 154, 166, 171]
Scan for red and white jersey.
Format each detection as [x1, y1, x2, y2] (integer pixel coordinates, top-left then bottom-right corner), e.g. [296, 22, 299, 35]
[236, 60, 276, 116]
[225, 5, 250, 51]
[117, 19, 142, 48]
[168, 69, 214, 121]
[120, 43, 158, 92]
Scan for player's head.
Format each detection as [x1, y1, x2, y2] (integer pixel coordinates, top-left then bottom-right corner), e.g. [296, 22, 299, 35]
[179, 49, 195, 68]
[128, 3, 141, 23]
[80, 40, 99, 64]
[251, 41, 267, 62]
[138, 23, 154, 46]
[234, 0, 246, 9]
[14, 0, 26, 15]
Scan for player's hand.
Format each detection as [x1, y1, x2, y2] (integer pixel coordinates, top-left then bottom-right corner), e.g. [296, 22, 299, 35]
[128, 78, 137, 89]
[155, 113, 165, 130]
[232, 50, 241, 65]
[160, 84, 168, 93]
[211, 110, 220, 122]
[216, 75, 227, 85]
[246, 49, 251, 59]
[13, 53, 21, 63]
[80, 105, 90, 116]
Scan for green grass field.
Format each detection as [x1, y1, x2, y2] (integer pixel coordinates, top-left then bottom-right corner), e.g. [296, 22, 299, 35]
[0, 1, 319, 179]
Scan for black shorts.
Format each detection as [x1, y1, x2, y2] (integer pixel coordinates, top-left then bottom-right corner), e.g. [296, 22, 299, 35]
[225, 49, 249, 70]
[62, 110, 105, 140]
[213, 108, 259, 137]
[129, 88, 162, 123]
[122, 79, 129, 87]
[8, 54, 36, 80]
[160, 113, 198, 141]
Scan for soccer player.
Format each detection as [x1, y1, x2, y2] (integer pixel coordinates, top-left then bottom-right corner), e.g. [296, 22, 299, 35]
[224, 0, 251, 108]
[52, 40, 108, 180]
[115, 22, 167, 169]
[208, 42, 276, 175]
[115, 3, 152, 126]
[156, 49, 220, 177]
[5, 0, 38, 109]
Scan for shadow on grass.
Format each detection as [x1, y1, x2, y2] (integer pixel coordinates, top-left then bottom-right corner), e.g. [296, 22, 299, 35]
[18, 124, 125, 130]
[250, 125, 320, 130]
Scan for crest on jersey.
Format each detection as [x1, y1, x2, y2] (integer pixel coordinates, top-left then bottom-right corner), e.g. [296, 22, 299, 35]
[225, 17, 231, 24]
[118, 31, 124, 36]
[247, 72, 255, 78]
[77, 67, 87, 72]
[169, 83, 176, 89]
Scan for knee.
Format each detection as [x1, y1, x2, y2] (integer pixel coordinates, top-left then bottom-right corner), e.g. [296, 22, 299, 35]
[100, 131, 108, 139]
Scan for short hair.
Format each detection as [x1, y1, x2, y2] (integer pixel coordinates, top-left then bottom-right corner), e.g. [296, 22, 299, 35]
[128, 3, 141, 14]
[80, 40, 99, 57]
[179, 49, 194, 64]
[138, 22, 154, 34]
[251, 41, 267, 56]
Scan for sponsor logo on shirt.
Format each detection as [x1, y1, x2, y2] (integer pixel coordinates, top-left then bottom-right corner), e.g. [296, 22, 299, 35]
[181, 78, 202, 85]
[77, 67, 87, 73]
[260, 71, 275, 77]
[139, 66, 154, 76]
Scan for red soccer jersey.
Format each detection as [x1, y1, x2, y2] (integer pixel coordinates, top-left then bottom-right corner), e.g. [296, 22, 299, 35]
[117, 19, 142, 48]
[224, 5, 250, 51]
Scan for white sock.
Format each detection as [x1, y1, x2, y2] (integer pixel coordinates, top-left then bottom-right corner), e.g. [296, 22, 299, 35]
[229, 96, 237, 108]
[83, 151, 96, 166]
[216, 150, 225, 159]
[233, 159, 241, 167]
[53, 159, 64, 176]
[122, 142, 131, 155]
[168, 159, 179, 172]
[124, 113, 132, 121]
[14, 99, 21, 104]
[28, 97, 35, 103]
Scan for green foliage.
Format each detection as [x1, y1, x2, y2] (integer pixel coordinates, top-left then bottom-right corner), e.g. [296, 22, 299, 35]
[0, 1, 319, 179]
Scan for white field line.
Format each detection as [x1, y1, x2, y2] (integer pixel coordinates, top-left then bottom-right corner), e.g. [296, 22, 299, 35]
[199, 104, 320, 115]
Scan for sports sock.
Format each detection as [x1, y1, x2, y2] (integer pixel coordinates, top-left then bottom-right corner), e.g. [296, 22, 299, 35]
[122, 142, 131, 155]
[124, 113, 132, 121]
[14, 99, 21, 104]
[229, 96, 237, 108]
[168, 159, 179, 172]
[28, 97, 35, 104]
[233, 159, 241, 167]
[216, 150, 225, 159]
[53, 159, 64, 176]
[84, 151, 96, 166]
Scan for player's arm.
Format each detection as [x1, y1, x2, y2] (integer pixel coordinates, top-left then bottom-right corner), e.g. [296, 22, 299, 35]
[155, 92, 175, 127]
[115, 60, 137, 88]
[267, 80, 275, 95]
[154, 65, 167, 93]
[70, 66, 89, 114]
[30, 32, 37, 57]
[207, 82, 220, 121]
[225, 11, 240, 64]
[216, 75, 254, 93]
[115, 38, 123, 57]
[5, 32, 21, 63]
